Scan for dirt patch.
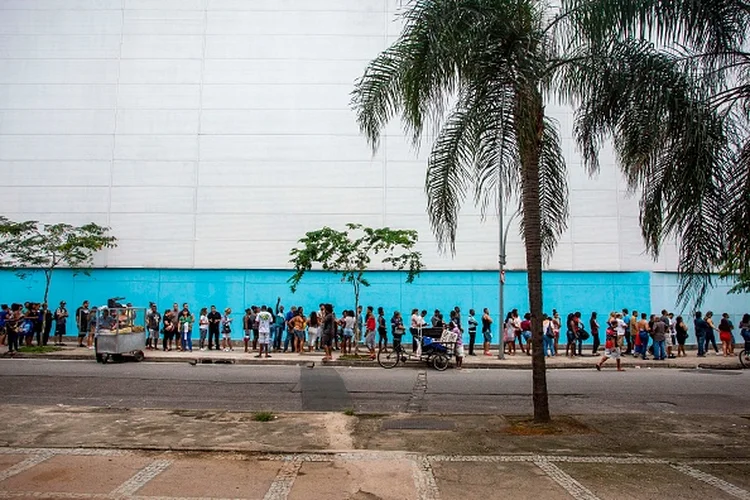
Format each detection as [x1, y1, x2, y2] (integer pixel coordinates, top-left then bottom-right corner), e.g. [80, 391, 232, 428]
[502, 416, 596, 436]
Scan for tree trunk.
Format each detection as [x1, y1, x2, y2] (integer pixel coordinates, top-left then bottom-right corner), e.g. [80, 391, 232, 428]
[353, 279, 360, 355]
[515, 85, 551, 423]
[41, 269, 53, 342]
[43, 269, 52, 305]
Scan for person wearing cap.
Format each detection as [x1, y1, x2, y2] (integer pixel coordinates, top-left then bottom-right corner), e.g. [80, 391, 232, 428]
[53, 301, 69, 346]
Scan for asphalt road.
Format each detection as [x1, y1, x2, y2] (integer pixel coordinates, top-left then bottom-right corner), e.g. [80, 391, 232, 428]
[1, 359, 748, 415]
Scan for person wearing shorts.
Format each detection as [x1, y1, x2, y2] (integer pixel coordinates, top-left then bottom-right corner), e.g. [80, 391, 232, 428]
[291, 309, 307, 354]
[321, 304, 335, 361]
[364, 307, 376, 360]
[307, 311, 320, 353]
[255, 306, 273, 358]
[596, 324, 624, 371]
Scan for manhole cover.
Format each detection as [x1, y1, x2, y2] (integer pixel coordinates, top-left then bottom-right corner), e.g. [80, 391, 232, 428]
[382, 419, 456, 431]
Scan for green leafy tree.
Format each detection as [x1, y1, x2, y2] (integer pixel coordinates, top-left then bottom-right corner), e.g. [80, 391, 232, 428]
[351, 0, 732, 421]
[0, 217, 118, 305]
[288, 224, 423, 351]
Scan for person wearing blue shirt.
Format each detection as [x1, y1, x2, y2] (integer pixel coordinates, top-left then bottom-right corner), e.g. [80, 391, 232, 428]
[694, 311, 710, 357]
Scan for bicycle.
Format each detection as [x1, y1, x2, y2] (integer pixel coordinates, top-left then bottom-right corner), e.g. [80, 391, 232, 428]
[740, 344, 750, 369]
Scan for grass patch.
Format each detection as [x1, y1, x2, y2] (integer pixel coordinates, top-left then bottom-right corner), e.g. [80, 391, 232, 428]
[343, 408, 356, 416]
[252, 411, 275, 422]
[338, 354, 373, 361]
[17, 346, 63, 354]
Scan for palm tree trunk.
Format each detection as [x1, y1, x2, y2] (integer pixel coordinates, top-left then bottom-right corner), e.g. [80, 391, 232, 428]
[515, 85, 551, 423]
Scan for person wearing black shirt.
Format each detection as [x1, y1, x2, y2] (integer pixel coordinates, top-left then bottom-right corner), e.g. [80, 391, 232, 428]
[467, 309, 478, 355]
[76, 301, 90, 348]
[207, 305, 222, 350]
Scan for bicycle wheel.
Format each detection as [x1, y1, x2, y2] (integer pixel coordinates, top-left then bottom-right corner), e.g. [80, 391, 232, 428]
[378, 347, 400, 369]
[432, 354, 449, 371]
[740, 350, 750, 369]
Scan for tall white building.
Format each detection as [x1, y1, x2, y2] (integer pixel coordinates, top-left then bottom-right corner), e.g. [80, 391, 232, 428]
[0, 0, 745, 328]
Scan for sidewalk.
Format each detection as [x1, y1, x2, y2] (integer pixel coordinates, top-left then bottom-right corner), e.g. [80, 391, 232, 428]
[1, 342, 743, 370]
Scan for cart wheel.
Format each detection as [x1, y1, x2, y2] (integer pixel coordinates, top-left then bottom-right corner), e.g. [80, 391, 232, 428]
[432, 354, 449, 371]
[377, 348, 400, 369]
[134, 350, 145, 362]
[101, 354, 110, 364]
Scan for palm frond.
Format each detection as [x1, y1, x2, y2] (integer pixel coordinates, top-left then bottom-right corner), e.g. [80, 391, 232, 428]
[536, 116, 569, 260]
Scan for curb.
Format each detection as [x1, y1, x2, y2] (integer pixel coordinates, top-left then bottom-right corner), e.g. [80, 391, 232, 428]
[3, 352, 743, 370]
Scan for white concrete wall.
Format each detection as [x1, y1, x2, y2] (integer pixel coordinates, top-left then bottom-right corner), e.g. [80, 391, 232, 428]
[0, 0, 677, 272]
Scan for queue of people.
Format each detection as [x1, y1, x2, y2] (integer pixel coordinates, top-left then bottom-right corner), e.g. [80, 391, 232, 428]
[2, 298, 748, 365]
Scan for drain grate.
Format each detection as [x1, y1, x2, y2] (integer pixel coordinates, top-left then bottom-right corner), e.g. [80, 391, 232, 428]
[382, 418, 456, 431]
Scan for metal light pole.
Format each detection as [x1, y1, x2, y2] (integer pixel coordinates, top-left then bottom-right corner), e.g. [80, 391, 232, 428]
[497, 199, 520, 360]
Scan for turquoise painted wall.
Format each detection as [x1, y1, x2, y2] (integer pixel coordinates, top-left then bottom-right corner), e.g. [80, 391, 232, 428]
[0, 269, 745, 344]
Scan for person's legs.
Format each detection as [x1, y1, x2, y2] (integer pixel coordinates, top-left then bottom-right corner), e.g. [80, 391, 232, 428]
[576, 339, 583, 356]
[410, 328, 418, 353]
[468, 331, 476, 355]
[625, 333, 633, 354]
[639, 333, 650, 359]
[592, 334, 600, 355]
[697, 334, 705, 356]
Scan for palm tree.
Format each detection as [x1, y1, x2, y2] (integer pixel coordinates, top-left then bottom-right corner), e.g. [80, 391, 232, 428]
[562, 0, 750, 305]
[351, 0, 737, 423]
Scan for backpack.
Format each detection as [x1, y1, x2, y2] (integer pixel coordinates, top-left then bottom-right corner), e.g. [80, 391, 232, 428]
[545, 324, 555, 338]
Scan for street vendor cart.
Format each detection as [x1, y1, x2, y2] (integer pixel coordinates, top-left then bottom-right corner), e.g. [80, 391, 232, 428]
[94, 304, 147, 363]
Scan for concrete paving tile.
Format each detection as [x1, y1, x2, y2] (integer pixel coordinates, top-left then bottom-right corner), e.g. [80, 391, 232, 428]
[0, 454, 28, 471]
[137, 458, 281, 499]
[557, 463, 739, 500]
[1, 455, 151, 494]
[692, 463, 750, 492]
[431, 461, 570, 500]
[289, 459, 417, 500]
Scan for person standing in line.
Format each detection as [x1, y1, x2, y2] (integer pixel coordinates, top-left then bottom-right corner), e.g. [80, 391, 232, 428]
[162, 308, 176, 351]
[365, 306, 377, 360]
[621, 308, 632, 355]
[694, 311, 709, 357]
[178, 309, 194, 352]
[341, 309, 356, 355]
[243, 308, 253, 353]
[503, 312, 517, 356]
[542, 313, 555, 357]
[718, 314, 734, 357]
[5, 303, 22, 354]
[206, 305, 221, 351]
[377, 307, 388, 353]
[704, 311, 721, 355]
[250, 306, 259, 351]
[453, 306, 463, 334]
[721, 312, 735, 355]
[221, 308, 233, 351]
[675, 315, 688, 357]
[75, 300, 90, 348]
[481, 308, 493, 356]
[520, 313, 532, 356]
[410, 308, 422, 353]
[627, 310, 639, 356]
[170, 303, 180, 350]
[590, 312, 600, 355]
[146, 303, 161, 350]
[255, 305, 274, 359]
[467, 309, 478, 356]
[273, 302, 285, 352]
[666, 311, 677, 359]
[198, 307, 208, 350]
[431, 309, 441, 327]
[0, 304, 8, 346]
[636, 313, 650, 360]
[321, 304, 335, 362]
[391, 310, 404, 353]
[283, 306, 297, 353]
[551, 309, 562, 355]
[53, 301, 68, 346]
[740, 314, 750, 353]
[38, 303, 52, 347]
[291, 309, 307, 354]
[307, 310, 320, 353]
[651, 315, 667, 360]
[565, 312, 578, 357]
